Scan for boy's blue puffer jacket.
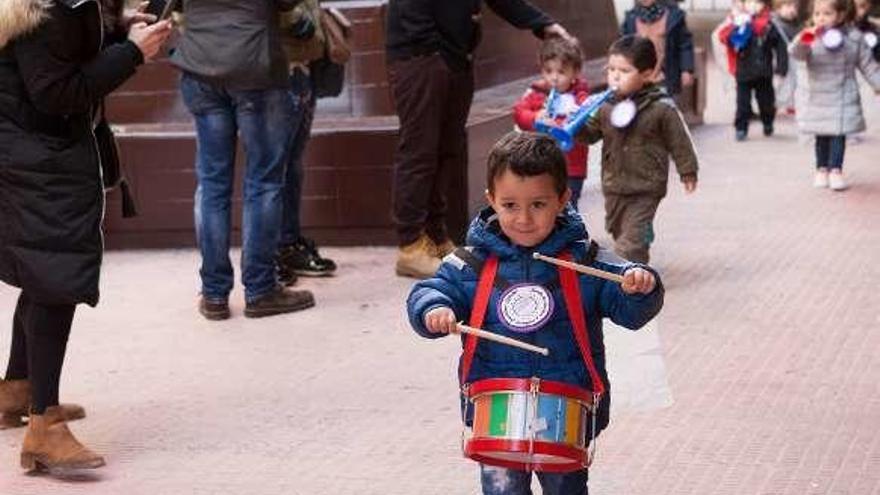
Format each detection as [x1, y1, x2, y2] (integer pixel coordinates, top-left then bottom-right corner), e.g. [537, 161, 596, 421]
[407, 205, 664, 434]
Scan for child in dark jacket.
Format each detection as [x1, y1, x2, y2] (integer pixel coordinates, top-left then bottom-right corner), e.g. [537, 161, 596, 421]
[620, 0, 696, 96]
[719, 0, 790, 140]
[855, 0, 880, 62]
[578, 35, 698, 264]
[407, 131, 664, 495]
[514, 37, 590, 211]
[771, 0, 802, 114]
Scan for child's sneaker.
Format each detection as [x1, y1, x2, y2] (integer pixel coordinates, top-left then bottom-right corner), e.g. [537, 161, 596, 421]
[735, 129, 747, 141]
[828, 170, 847, 191]
[763, 123, 774, 137]
[813, 168, 829, 188]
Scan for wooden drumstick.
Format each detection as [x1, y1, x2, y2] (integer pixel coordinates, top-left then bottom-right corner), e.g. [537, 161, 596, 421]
[532, 252, 625, 284]
[456, 323, 550, 356]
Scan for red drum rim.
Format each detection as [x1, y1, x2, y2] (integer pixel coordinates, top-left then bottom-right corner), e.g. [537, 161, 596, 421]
[468, 378, 594, 404]
[465, 438, 588, 473]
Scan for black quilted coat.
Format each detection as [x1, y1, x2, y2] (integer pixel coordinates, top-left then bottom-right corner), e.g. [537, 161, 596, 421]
[0, 0, 143, 306]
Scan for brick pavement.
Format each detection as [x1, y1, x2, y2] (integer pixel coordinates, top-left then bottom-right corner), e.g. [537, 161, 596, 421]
[584, 68, 880, 494]
[1, 63, 880, 494]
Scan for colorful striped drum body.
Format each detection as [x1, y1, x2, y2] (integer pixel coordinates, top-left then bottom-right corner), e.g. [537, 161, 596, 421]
[472, 390, 586, 445]
[464, 378, 594, 473]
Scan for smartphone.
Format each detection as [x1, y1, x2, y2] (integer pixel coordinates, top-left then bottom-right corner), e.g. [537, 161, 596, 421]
[145, 0, 178, 22]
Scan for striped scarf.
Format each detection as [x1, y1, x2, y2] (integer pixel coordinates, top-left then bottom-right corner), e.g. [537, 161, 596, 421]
[634, 2, 666, 24]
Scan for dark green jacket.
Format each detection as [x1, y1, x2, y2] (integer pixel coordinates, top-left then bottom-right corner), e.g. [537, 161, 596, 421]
[579, 85, 698, 197]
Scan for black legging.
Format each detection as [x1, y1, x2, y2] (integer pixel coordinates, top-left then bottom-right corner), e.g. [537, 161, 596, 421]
[5, 292, 75, 414]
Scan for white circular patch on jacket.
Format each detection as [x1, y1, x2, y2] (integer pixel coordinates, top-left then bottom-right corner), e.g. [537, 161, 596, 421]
[497, 284, 554, 333]
[865, 32, 878, 49]
[821, 28, 844, 50]
[611, 99, 638, 128]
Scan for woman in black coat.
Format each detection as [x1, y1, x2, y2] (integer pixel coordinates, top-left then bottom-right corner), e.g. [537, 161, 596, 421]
[0, 0, 170, 472]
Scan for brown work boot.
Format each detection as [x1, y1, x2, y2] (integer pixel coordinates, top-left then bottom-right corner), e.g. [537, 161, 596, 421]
[244, 286, 315, 318]
[198, 296, 231, 321]
[395, 234, 441, 279]
[431, 238, 456, 258]
[0, 379, 85, 430]
[20, 406, 105, 471]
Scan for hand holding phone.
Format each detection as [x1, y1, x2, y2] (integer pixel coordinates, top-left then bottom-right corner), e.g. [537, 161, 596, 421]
[144, 0, 177, 22]
[129, 20, 173, 61]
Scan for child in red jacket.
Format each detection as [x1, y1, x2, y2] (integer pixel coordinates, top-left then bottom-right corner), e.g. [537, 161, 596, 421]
[514, 37, 590, 210]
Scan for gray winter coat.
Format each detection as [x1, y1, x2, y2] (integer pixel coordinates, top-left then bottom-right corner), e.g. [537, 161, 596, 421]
[790, 27, 880, 135]
[171, 0, 302, 90]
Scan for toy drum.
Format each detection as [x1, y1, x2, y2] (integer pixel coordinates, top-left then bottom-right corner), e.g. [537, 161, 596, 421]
[464, 378, 597, 473]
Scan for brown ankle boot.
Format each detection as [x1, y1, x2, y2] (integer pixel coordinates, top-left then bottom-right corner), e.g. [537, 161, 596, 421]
[431, 238, 456, 258]
[0, 379, 29, 412]
[0, 379, 86, 429]
[20, 406, 105, 471]
[395, 234, 441, 279]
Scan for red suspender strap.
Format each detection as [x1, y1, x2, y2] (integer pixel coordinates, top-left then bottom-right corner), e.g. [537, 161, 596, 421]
[460, 254, 499, 384]
[558, 251, 606, 397]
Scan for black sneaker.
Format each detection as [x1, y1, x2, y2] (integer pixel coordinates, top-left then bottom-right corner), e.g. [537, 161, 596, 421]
[277, 237, 337, 277]
[763, 124, 774, 137]
[277, 262, 299, 287]
[244, 286, 315, 318]
[199, 296, 230, 321]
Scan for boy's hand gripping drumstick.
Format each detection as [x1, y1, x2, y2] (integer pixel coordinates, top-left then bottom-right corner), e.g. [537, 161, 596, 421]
[532, 252, 625, 284]
[455, 323, 550, 356]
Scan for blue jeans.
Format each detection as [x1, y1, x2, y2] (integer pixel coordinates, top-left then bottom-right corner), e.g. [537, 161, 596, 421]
[180, 73, 295, 302]
[280, 68, 316, 246]
[815, 135, 846, 170]
[480, 465, 589, 495]
[568, 177, 585, 212]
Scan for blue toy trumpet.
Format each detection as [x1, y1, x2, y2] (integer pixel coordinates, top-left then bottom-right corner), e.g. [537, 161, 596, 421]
[535, 87, 615, 152]
[544, 87, 560, 119]
[728, 13, 754, 53]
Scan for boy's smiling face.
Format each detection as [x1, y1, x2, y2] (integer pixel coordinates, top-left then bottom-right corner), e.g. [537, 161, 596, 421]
[486, 170, 571, 248]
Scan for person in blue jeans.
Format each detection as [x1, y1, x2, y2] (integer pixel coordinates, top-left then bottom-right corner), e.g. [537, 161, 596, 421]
[173, 0, 315, 320]
[276, 2, 338, 284]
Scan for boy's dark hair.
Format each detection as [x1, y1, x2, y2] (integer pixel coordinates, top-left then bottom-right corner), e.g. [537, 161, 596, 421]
[608, 35, 658, 73]
[487, 132, 568, 197]
[539, 36, 584, 71]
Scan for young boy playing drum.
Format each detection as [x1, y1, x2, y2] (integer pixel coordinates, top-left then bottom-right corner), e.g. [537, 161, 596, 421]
[406, 131, 664, 495]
